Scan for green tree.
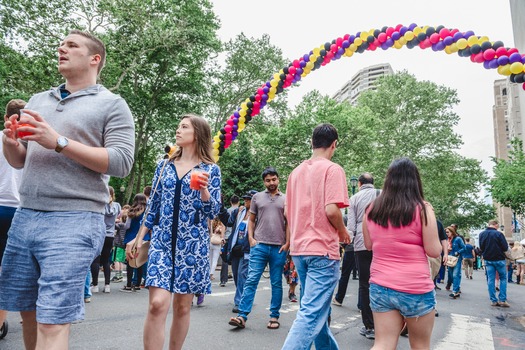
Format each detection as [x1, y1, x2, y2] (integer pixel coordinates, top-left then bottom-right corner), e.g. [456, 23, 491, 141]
[491, 139, 525, 217]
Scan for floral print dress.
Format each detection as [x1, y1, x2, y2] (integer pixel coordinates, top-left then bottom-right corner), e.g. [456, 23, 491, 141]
[142, 160, 221, 294]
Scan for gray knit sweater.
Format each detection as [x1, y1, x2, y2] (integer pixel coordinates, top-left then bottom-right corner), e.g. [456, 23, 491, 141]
[18, 84, 135, 213]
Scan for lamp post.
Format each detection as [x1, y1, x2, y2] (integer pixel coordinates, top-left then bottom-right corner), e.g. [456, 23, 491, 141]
[350, 176, 358, 196]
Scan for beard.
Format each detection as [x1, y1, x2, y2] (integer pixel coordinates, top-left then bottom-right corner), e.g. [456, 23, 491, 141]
[266, 185, 278, 192]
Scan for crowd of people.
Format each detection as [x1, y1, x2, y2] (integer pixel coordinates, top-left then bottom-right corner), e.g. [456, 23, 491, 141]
[1, 29, 524, 350]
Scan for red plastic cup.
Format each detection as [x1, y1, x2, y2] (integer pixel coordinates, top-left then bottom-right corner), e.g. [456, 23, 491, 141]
[17, 123, 35, 138]
[190, 169, 206, 190]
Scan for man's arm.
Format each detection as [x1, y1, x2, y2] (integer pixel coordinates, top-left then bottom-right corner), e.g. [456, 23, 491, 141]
[280, 204, 290, 253]
[248, 212, 257, 247]
[326, 203, 350, 244]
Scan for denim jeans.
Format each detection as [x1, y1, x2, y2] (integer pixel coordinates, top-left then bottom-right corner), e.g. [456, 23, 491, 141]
[281, 255, 340, 350]
[485, 260, 507, 303]
[84, 272, 92, 299]
[451, 257, 463, 293]
[231, 255, 249, 306]
[238, 243, 287, 320]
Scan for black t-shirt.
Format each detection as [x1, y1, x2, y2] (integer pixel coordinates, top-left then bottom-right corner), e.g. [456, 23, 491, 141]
[437, 220, 447, 241]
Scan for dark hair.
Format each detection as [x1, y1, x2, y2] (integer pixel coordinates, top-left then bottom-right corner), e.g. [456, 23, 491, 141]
[68, 30, 106, 74]
[5, 99, 26, 119]
[230, 195, 239, 205]
[127, 193, 147, 219]
[312, 123, 338, 149]
[261, 166, 279, 180]
[143, 186, 152, 197]
[367, 157, 428, 228]
[358, 173, 374, 185]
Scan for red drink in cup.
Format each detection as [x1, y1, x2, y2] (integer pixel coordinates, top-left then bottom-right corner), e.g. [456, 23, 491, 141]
[190, 169, 205, 190]
[17, 123, 35, 138]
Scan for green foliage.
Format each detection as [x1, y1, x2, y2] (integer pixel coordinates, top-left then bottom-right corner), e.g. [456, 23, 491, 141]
[491, 139, 525, 217]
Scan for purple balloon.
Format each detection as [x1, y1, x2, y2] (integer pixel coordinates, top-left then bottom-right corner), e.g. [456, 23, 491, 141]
[334, 53, 342, 60]
[232, 124, 238, 131]
[296, 68, 303, 75]
[497, 56, 510, 66]
[337, 48, 344, 55]
[381, 43, 389, 50]
[259, 101, 266, 108]
[303, 54, 310, 61]
[232, 131, 238, 137]
[266, 81, 271, 88]
[489, 59, 499, 69]
[356, 31, 361, 38]
[509, 52, 522, 63]
[261, 94, 268, 101]
[263, 86, 269, 93]
[294, 73, 302, 80]
[385, 38, 394, 47]
[234, 111, 240, 118]
[408, 23, 418, 31]
[522, 55, 525, 64]
[443, 37, 453, 46]
[349, 35, 356, 43]
[453, 32, 463, 41]
[436, 42, 445, 51]
[399, 26, 408, 35]
[342, 40, 350, 49]
[391, 32, 401, 41]
[483, 61, 491, 69]
[464, 30, 475, 38]
[431, 44, 439, 52]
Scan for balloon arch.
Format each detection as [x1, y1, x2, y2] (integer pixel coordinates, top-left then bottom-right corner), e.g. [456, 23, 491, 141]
[211, 23, 525, 162]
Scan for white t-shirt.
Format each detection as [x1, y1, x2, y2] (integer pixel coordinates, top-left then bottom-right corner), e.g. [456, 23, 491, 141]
[0, 141, 23, 208]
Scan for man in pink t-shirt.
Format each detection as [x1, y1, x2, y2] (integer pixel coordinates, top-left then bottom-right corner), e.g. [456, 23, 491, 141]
[282, 123, 349, 350]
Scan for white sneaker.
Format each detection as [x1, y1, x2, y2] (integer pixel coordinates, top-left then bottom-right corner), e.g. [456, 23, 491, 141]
[103, 285, 110, 293]
[91, 285, 99, 293]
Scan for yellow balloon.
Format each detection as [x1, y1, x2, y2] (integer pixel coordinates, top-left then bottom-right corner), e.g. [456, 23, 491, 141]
[238, 123, 245, 132]
[309, 54, 316, 62]
[394, 41, 403, 49]
[354, 37, 363, 46]
[510, 62, 524, 74]
[213, 155, 219, 163]
[349, 44, 357, 52]
[306, 61, 314, 69]
[404, 31, 414, 41]
[212, 148, 219, 156]
[273, 73, 280, 81]
[279, 69, 284, 75]
[445, 46, 453, 55]
[313, 47, 321, 56]
[467, 35, 479, 47]
[239, 116, 246, 123]
[413, 27, 422, 35]
[498, 64, 511, 76]
[344, 49, 354, 57]
[240, 102, 247, 110]
[479, 36, 489, 43]
[456, 38, 468, 50]
[398, 37, 407, 45]
[360, 31, 369, 40]
[449, 43, 458, 53]
[239, 110, 246, 117]
[213, 136, 220, 143]
[270, 79, 279, 87]
[269, 86, 277, 94]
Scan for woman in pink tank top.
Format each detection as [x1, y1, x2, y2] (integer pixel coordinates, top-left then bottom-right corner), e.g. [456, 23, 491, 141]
[362, 158, 442, 350]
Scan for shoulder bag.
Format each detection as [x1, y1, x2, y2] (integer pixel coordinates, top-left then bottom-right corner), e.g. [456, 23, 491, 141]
[445, 255, 459, 268]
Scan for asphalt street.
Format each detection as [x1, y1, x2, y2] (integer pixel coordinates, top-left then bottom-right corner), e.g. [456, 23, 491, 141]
[1, 267, 524, 349]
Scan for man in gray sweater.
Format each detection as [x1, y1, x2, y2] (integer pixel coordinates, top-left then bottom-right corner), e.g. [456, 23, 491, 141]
[0, 30, 135, 349]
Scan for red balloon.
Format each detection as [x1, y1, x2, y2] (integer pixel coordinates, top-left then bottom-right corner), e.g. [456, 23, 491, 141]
[439, 28, 450, 39]
[330, 44, 338, 53]
[253, 101, 260, 109]
[336, 37, 343, 47]
[255, 94, 261, 102]
[450, 28, 459, 36]
[293, 59, 301, 68]
[386, 27, 394, 37]
[395, 24, 403, 31]
[378, 32, 387, 43]
[508, 48, 519, 55]
[474, 52, 485, 63]
[429, 33, 440, 44]
[224, 133, 232, 140]
[325, 52, 334, 60]
[226, 119, 234, 126]
[288, 66, 297, 75]
[522, 82, 525, 91]
[368, 43, 377, 51]
[495, 47, 508, 57]
[257, 88, 264, 95]
[482, 49, 496, 61]
[343, 34, 350, 40]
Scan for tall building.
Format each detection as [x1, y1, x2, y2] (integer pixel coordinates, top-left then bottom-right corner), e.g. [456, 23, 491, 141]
[332, 63, 393, 105]
[509, 0, 525, 149]
[492, 79, 514, 237]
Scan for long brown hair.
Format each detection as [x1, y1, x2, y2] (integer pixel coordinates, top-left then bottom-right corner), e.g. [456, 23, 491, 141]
[169, 114, 214, 164]
[127, 193, 147, 219]
[367, 157, 428, 228]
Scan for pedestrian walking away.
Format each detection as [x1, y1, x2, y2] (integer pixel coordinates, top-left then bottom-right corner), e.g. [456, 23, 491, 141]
[0, 30, 134, 349]
[282, 123, 350, 350]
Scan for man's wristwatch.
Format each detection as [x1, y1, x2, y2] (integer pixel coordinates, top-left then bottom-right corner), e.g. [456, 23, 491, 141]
[55, 136, 69, 153]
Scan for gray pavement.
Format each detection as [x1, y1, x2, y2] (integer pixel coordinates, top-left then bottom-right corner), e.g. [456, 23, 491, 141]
[1, 268, 524, 349]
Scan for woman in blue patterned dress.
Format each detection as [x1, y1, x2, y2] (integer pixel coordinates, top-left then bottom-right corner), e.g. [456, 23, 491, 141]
[127, 114, 221, 350]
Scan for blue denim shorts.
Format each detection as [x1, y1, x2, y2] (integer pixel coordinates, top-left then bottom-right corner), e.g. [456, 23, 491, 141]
[369, 283, 436, 318]
[0, 208, 105, 324]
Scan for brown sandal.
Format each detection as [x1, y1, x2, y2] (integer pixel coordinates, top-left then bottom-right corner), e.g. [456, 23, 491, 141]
[228, 316, 246, 329]
[267, 320, 280, 329]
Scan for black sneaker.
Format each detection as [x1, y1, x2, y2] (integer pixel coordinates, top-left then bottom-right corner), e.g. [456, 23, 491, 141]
[364, 328, 375, 339]
[120, 286, 133, 293]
